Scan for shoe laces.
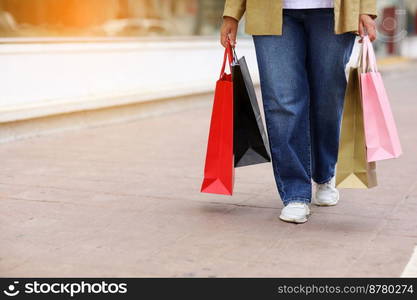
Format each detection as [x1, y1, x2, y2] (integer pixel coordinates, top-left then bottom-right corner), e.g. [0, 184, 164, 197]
[287, 201, 307, 207]
[318, 179, 334, 190]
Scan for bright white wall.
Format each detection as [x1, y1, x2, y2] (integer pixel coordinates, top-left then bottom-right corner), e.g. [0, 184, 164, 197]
[0, 37, 259, 122]
[2, 35, 414, 124]
[401, 36, 417, 58]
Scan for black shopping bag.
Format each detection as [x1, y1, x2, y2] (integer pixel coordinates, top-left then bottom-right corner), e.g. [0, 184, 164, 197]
[232, 55, 271, 167]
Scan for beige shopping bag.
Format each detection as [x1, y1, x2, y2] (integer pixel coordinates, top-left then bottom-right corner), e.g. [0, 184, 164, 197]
[336, 67, 377, 188]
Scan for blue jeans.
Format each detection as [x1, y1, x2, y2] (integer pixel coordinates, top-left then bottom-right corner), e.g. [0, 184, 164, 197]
[253, 9, 355, 205]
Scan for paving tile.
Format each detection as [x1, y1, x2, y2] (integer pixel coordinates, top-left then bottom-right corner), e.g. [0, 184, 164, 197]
[0, 66, 416, 277]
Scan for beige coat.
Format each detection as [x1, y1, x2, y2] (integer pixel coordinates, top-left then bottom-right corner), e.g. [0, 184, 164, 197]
[223, 0, 377, 35]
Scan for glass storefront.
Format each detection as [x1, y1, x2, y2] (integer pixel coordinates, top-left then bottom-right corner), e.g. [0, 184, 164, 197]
[0, 0, 415, 48]
[0, 0, 226, 38]
[377, 0, 416, 37]
[375, 0, 417, 55]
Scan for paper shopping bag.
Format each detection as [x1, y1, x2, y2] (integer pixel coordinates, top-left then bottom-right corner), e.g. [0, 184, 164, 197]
[360, 36, 402, 162]
[232, 55, 271, 167]
[336, 67, 377, 189]
[200, 44, 235, 195]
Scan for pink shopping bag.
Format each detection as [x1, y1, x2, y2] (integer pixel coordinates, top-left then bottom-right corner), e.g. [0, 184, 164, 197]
[360, 36, 402, 162]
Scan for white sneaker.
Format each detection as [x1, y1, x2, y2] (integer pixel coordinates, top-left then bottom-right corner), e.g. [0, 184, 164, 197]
[314, 177, 339, 206]
[279, 202, 310, 224]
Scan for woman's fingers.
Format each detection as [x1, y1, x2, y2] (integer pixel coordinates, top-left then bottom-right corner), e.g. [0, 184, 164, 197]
[220, 28, 228, 48]
[364, 20, 377, 42]
[220, 17, 238, 48]
[358, 20, 365, 43]
[358, 14, 377, 43]
[228, 31, 237, 47]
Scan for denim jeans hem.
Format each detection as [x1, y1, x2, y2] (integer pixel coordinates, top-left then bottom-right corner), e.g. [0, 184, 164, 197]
[313, 175, 334, 185]
[283, 198, 311, 206]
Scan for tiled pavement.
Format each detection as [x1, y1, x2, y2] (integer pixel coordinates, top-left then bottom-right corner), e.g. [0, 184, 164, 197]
[1, 64, 417, 277]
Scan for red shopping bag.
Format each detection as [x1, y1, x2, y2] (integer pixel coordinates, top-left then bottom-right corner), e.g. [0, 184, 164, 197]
[360, 36, 402, 162]
[200, 44, 234, 195]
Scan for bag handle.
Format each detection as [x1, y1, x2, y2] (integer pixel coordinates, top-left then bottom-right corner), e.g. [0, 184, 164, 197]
[232, 46, 239, 65]
[362, 35, 378, 73]
[219, 41, 234, 78]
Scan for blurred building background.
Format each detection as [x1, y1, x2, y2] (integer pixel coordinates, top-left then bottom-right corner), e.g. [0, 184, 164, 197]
[0, 0, 231, 37]
[0, 0, 416, 142]
[375, 0, 417, 57]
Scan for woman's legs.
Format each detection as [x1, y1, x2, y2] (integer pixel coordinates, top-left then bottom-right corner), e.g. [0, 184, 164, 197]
[253, 9, 355, 206]
[305, 9, 356, 184]
[253, 10, 312, 206]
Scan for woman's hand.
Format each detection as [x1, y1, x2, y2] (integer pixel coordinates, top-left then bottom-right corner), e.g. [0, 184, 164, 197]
[358, 14, 377, 42]
[220, 17, 238, 47]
